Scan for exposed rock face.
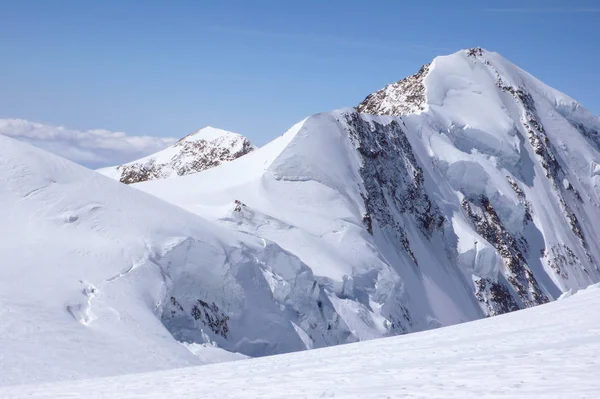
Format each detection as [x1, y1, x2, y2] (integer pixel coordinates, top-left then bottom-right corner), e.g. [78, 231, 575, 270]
[98, 127, 255, 184]
[507, 176, 533, 223]
[167, 296, 231, 338]
[357, 64, 430, 116]
[481, 56, 593, 262]
[500, 85, 562, 182]
[473, 277, 519, 316]
[569, 120, 600, 151]
[344, 113, 443, 265]
[461, 195, 548, 314]
[544, 244, 583, 280]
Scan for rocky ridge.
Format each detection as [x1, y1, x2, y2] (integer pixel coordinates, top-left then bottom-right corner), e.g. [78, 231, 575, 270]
[98, 126, 254, 184]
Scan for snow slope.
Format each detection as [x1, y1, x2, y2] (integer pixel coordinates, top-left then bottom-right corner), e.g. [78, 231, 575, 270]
[3, 283, 600, 398]
[97, 126, 254, 183]
[135, 48, 600, 346]
[0, 135, 351, 386]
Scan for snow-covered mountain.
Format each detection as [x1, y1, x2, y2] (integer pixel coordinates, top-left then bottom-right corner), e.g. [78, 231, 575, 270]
[97, 126, 254, 183]
[4, 47, 600, 389]
[0, 134, 353, 386]
[135, 48, 600, 343]
[4, 282, 600, 398]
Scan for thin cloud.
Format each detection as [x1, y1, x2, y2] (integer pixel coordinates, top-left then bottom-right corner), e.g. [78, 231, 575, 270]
[486, 8, 600, 13]
[0, 119, 176, 168]
[209, 26, 451, 54]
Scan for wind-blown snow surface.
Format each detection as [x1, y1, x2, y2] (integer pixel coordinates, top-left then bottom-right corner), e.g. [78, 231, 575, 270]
[97, 126, 254, 183]
[3, 283, 600, 398]
[0, 135, 340, 385]
[136, 48, 600, 348]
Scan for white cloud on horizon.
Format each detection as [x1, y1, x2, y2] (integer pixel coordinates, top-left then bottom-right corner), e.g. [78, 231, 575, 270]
[0, 119, 177, 168]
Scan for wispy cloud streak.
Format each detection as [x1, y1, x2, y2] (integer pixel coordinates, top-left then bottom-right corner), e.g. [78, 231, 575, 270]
[209, 26, 451, 54]
[486, 8, 600, 13]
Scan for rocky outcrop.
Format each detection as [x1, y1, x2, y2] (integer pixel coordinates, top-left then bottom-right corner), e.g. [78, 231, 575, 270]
[99, 127, 255, 184]
[344, 113, 443, 265]
[357, 64, 430, 116]
[461, 195, 549, 313]
[569, 120, 600, 152]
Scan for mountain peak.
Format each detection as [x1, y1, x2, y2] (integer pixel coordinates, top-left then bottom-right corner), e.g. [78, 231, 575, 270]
[98, 127, 255, 184]
[357, 62, 430, 116]
[177, 126, 243, 143]
[136, 47, 600, 339]
[357, 47, 499, 116]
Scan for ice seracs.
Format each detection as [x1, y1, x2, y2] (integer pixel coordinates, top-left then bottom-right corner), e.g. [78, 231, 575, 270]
[0, 134, 351, 385]
[98, 126, 254, 184]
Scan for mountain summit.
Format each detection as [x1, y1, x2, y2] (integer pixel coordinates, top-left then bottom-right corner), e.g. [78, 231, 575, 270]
[4, 48, 600, 385]
[351, 47, 600, 313]
[137, 47, 600, 338]
[98, 126, 254, 184]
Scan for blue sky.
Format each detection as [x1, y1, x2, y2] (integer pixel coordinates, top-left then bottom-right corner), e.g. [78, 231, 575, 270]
[1, 0, 599, 150]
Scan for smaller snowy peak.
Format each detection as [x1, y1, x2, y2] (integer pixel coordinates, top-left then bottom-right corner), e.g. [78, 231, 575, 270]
[98, 126, 255, 184]
[177, 126, 241, 144]
[357, 63, 430, 116]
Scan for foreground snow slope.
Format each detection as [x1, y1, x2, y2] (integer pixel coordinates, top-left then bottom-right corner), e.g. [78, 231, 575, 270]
[0, 135, 345, 386]
[97, 126, 254, 183]
[4, 283, 599, 398]
[136, 48, 600, 346]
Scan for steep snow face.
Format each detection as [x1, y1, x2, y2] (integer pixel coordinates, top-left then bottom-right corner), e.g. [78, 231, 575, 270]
[97, 126, 254, 184]
[137, 48, 600, 346]
[0, 135, 356, 386]
[358, 47, 600, 313]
